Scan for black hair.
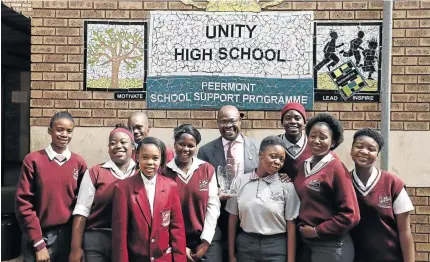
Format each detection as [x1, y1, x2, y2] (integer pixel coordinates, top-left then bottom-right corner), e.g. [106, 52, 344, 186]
[49, 111, 74, 128]
[358, 30, 365, 38]
[353, 128, 384, 152]
[305, 113, 344, 150]
[259, 135, 287, 153]
[369, 38, 378, 49]
[137, 137, 166, 167]
[173, 124, 201, 145]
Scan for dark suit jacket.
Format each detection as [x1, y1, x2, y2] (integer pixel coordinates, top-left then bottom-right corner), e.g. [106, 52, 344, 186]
[111, 174, 186, 262]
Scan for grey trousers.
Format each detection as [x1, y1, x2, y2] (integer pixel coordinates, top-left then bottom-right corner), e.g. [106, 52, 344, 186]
[187, 227, 223, 262]
[83, 230, 111, 262]
[299, 233, 354, 262]
[236, 232, 287, 262]
[21, 225, 71, 262]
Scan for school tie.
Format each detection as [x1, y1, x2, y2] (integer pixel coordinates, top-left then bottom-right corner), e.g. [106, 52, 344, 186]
[288, 145, 299, 156]
[226, 141, 234, 163]
[55, 154, 66, 162]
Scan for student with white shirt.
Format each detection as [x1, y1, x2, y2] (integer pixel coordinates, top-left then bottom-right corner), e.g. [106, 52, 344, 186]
[226, 136, 300, 262]
[111, 137, 186, 262]
[294, 113, 360, 262]
[164, 124, 221, 261]
[349, 128, 414, 262]
[15, 112, 87, 262]
[69, 125, 138, 262]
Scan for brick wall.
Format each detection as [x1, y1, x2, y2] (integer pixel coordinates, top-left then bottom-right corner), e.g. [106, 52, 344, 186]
[2, 0, 32, 17]
[16, 0, 430, 260]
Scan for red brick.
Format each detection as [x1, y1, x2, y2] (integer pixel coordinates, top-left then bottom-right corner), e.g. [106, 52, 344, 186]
[55, 100, 79, 108]
[30, 99, 54, 108]
[68, 109, 91, 118]
[167, 111, 191, 119]
[80, 118, 104, 127]
[68, 91, 92, 99]
[153, 119, 177, 128]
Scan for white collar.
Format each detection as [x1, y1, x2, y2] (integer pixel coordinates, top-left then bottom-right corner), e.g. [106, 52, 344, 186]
[282, 132, 305, 149]
[45, 144, 71, 161]
[140, 171, 157, 186]
[352, 167, 381, 196]
[102, 158, 136, 178]
[222, 134, 244, 147]
[304, 153, 334, 177]
[166, 157, 205, 184]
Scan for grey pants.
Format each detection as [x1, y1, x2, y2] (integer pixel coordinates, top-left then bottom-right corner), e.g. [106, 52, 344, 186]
[83, 230, 111, 262]
[236, 232, 287, 262]
[299, 233, 354, 262]
[187, 227, 223, 262]
[21, 225, 71, 262]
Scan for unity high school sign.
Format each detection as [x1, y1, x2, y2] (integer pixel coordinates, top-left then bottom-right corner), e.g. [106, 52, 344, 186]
[146, 11, 314, 110]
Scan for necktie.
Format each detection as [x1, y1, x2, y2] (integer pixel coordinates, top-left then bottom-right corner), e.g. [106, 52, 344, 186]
[55, 154, 66, 162]
[226, 141, 234, 162]
[289, 145, 299, 156]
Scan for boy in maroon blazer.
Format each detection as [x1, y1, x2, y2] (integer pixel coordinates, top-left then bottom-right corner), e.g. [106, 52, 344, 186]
[349, 128, 414, 262]
[112, 137, 186, 262]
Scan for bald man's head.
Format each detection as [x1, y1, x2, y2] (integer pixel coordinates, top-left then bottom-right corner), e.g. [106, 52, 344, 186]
[128, 112, 150, 143]
[217, 105, 241, 141]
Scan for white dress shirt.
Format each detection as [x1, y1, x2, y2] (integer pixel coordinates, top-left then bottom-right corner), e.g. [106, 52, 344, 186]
[141, 172, 157, 216]
[280, 132, 306, 159]
[352, 167, 414, 214]
[222, 135, 245, 176]
[304, 153, 335, 178]
[45, 144, 72, 166]
[166, 157, 221, 244]
[73, 159, 136, 217]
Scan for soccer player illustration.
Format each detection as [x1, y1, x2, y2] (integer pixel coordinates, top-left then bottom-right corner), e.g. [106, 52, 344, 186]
[315, 31, 345, 71]
[361, 38, 379, 80]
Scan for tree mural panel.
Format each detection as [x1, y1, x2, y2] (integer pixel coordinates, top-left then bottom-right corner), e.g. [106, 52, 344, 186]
[84, 21, 147, 91]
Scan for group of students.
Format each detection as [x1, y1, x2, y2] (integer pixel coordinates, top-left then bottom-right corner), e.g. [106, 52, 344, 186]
[15, 102, 414, 262]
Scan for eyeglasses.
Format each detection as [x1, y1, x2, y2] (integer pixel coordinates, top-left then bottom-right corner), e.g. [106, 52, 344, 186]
[217, 119, 239, 127]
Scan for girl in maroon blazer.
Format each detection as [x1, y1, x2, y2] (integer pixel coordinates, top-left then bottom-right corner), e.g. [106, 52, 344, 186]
[69, 125, 138, 262]
[294, 113, 360, 262]
[349, 128, 414, 262]
[15, 112, 87, 262]
[112, 137, 187, 262]
[164, 124, 221, 261]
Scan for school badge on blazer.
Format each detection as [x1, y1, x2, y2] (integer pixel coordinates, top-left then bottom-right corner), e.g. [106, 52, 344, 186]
[73, 168, 79, 180]
[306, 180, 321, 192]
[378, 195, 392, 209]
[198, 180, 209, 191]
[161, 209, 171, 227]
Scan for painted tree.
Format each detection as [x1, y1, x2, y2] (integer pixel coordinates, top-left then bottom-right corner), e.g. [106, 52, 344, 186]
[88, 27, 144, 88]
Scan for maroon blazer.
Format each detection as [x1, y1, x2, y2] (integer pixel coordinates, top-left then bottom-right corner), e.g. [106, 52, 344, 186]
[112, 173, 186, 262]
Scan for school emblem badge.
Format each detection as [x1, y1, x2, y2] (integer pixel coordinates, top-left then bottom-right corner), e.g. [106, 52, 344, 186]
[161, 209, 171, 227]
[199, 180, 209, 191]
[306, 180, 321, 192]
[378, 195, 392, 209]
[73, 168, 79, 180]
[270, 191, 283, 201]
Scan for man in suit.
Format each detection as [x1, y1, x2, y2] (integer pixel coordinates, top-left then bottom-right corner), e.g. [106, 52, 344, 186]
[197, 105, 260, 259]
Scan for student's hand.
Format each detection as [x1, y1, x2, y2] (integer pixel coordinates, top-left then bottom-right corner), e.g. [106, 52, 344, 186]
[36, 247, 50, 262]
[191, 240, 210, 261]
[299, 225, 318, 239]
[186, 247, 195, 262]
[218, 188, 234, 201]
[279, 173, 292, 183]
[69, 247, 85, 262]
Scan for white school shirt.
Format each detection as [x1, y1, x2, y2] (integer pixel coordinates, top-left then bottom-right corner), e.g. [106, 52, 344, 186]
[166, 157, 221, 244]
[352, 167, 414, 214]
[304, 153, 335, 177]
[141, 172, 157, 217]
[222, 135, 245, 176]
[225, 171, 300, 235]
[45, 144, 72, 166]
[280, 132, 306, 158]
[73, 159, 136, 217]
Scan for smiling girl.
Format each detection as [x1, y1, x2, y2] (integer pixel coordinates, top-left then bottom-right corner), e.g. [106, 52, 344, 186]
[15, 112, 87, 262]
[111, 137, 186, 262]
[164, 124, 221, 261]
[293, 113, 359, 262]
[349, 128, 414, 262]
[69, 125, 137, 262]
